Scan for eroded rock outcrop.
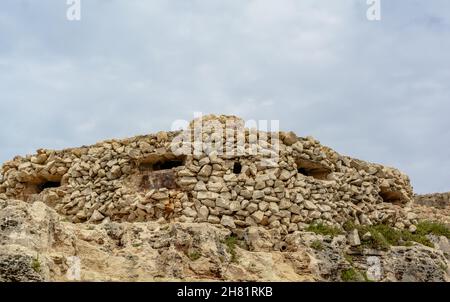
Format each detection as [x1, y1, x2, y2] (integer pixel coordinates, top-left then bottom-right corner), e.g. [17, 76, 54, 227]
[0, 198, 447, 282]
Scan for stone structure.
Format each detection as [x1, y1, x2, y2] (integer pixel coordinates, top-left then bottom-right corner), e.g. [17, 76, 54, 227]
[415, 192, 450, 209]
[0, 115, 416, 233]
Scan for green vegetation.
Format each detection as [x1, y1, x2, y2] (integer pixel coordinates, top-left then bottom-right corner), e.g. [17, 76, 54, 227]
[340, 267, 370, 282]
[310, 240, 324, 251]
[340, 268, 359, 282]
[132, 243, 142, 247]
[224, 235, 239, 263]
[31, 256, 41, 273]
[188, 251, 201, 261]
[342, 220, 450, 250]
[306, 223, 342, 237]
[416, 221, 450, 238]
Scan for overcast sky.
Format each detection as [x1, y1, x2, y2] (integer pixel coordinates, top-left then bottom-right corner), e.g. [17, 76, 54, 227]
[0, 0, 449, 194]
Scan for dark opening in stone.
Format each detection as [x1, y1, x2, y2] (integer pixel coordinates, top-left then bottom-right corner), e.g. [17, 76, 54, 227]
[296, 159, 331, 180]
[137, 154, 185, 190]
[21, 176, 62, 201]
[379, 188, 404, 205]
[38, 181, 61, 192]
[233, 162, 242, 174]
[138, 154, 186, 172]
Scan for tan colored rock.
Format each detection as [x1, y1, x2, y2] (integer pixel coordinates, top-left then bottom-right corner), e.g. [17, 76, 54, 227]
[220, 215, 236, 228]
[198, 165, 212, 177]
[348, 229, 361, 246]
[251, 211, 265, 223]
[90, 210, 105, 222]
[198, 206, 209, 221]
[304, 200, 317, 210]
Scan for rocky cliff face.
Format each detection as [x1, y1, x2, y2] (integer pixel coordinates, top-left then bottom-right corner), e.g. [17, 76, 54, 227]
[1, 198, 448, 282]
[0, 115, 448, 282]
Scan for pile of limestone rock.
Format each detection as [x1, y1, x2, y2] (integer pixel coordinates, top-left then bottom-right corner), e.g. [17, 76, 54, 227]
[0, 115, 417, 235]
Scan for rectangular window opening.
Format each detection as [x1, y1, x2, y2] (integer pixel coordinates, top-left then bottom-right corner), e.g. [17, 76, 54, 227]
[138, 154, 186, 172]
[296, 158, 331, 180]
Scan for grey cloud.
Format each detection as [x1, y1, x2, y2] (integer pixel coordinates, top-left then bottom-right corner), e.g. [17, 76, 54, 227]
[0, 0, 449, 193]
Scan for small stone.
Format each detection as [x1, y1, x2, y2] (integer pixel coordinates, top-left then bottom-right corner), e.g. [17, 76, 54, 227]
[246, 203, 258, 214]
[201, 198, 215, 208]
[252, 190, 265, 199]
[229, 200, 241, 212]
[223, 174, 237, 182]
[216, 197, 229, 209]
[289, 204, 301, 215]
[309, 211, 321, 219]
[255, 181, 265, 190]
[76, 210, 87, 220]
[183, 207, 197, 218]
[208, 215, 221, 224]
[240, 189, 253, 199]
[288, 223, 298, 232]
[194, 181, 207, 191]
[348, 229, 361, 246]
[279, 199, 292, 210]
[394, 222, 405, 229]
[198, 206, 209, 221]
[90, 210, 104, 222]
[304, 200, 317, 210]
[251, 211, 265, 223]
[269, 202, 279, 213]
[152, 192, 169, 200]
[107, 165, 122, 180]
[408, 224, 417, 233]
[31, 154, 48, 164]
[221, 215, 236, 228]
[359, 214, 372, 225]
[362, 232, 372, 241]
[319, 204, 331, 212]
[292, 142, 303, 153]
[177, 177, 198, 186]
[197, 191, 218, 200]
[156, 131, 168, 141]
[198, 157, 210, 166]
[258, 201, 269, 211]
[198, 165, 212, 177]
[279, 170, 292, 181]
[264, 196, 280, 203]
[282, 131, 298, 146]
[207, 182, 223, 192]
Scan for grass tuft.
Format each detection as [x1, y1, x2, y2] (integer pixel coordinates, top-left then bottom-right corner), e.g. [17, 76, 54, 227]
[341, 268, 358, 282]
[306, 223, 342, 237]
[416, 221, 450, 238]
[342, 220, 446, 250]
[31, 256, 41, 273]
[224, 235, 239, 263]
